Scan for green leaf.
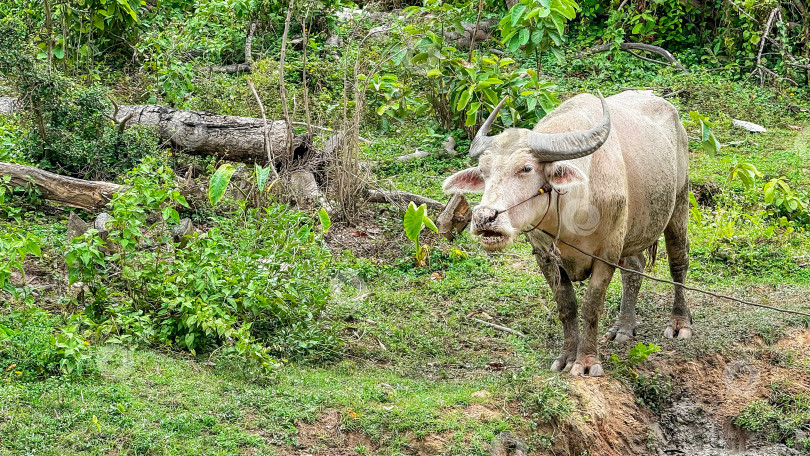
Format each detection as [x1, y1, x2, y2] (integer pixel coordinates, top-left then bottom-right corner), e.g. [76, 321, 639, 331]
[511, 3, 527, 27]
[519, 28, 530, 46]
[403, 202, 427, 243]
[411, 52, 429, 64]
[426, 68, 441, 77]
[632, 22, 643, 34]
[763, 181, 776, 203]
[93, 14, 105, 30]
[507, 33, 522, 52]
[208, 163, 236, 206]
[318, 208, 331, 233]
[531, 29, 544, 44]
[255, 165, 272, 192]
[423, 214, 438, 233]
[465, 102, 481, 127]
[456, 87, 472, 112]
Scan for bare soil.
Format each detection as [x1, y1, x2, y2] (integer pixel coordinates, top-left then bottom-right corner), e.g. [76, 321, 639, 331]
[270, 330, 810, 456]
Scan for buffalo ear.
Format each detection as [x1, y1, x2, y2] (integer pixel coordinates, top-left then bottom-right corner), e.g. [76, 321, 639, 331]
[547, 162, 588, 190]
[442, 167, 485, 194]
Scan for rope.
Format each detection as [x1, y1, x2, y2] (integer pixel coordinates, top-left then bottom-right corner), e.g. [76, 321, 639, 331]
[537, 228, 810, 318]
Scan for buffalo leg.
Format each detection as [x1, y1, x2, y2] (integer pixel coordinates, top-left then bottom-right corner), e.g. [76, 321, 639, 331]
[603, 253, 644, 343]
[663, 197, 693, 339]
[571, 260, 616, 377]
[535, 253, 578, 372]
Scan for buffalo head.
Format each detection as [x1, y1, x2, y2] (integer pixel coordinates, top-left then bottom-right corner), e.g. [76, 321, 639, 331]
[442, 94, 611, 250]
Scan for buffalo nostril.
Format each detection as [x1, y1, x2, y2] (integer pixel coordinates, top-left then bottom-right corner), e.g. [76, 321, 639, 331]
[475, 207, 499, 226]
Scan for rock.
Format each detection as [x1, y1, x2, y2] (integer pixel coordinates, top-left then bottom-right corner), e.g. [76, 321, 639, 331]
[170, 218, 195, 248]
[442, 136, 457, 156]
[732, 119, 766, 133]
[489, 432, 527, 456]
[288, 170, 320, 207]
[94, 212, 113, 242]
[66, 212, 88, 240]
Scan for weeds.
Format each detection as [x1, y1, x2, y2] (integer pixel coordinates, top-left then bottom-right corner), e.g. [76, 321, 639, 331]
[735, 383, 810, 449]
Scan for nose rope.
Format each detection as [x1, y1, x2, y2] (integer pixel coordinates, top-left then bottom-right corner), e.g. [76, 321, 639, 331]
[522, 191, 554, 234]
[488, 183, 557, 234]
[492, 183, 553, 218]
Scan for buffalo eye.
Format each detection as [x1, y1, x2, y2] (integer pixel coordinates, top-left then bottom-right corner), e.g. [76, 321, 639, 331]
[519, 165, 533, 174]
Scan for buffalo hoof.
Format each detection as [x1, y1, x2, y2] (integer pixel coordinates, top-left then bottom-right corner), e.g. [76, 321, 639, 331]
[664, 317, 693, 339]
[570, 355, 603, 377]
[551, 354, 575, 372]
[603, 325, 636, 343]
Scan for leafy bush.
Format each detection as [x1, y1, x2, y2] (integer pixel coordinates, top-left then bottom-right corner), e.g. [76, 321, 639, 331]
[65, 158, 338, 369]
[574, 0, 810, 83]
[378, 0, 574, 137]
[0, 17, 159, 180]
[0, 219, 41, 296]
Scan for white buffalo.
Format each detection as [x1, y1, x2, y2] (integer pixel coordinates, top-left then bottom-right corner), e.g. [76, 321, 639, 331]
[443, 91, 691, 376]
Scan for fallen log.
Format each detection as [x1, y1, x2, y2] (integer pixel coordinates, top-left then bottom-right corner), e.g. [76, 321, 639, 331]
[574, 42, 688, 72]
[115, 105, 312, 164]
[205, 62, 253, 74]
[0, 162, 122, 210]
[1, 98, 314, 164]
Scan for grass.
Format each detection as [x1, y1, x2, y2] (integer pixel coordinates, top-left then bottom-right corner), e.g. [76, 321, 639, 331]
[2, 28, 810, 456]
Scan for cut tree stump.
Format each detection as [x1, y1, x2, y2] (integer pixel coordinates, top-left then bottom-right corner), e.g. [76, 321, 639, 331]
[437, 193, 471, 241]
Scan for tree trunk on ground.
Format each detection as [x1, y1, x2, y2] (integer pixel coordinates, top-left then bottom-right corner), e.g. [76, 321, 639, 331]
[0, 162, 122, 210]
[1, 99, 314, 165]
[115, 105, 313, 165]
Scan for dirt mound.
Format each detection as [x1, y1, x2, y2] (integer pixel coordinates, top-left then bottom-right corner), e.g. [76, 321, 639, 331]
[540, 378, 660, 456]
[274, 410, 376, 456]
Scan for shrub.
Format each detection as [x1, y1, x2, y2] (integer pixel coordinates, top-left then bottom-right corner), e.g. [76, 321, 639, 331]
[65, 158, 338, 370]
[0, 17, 159, 181]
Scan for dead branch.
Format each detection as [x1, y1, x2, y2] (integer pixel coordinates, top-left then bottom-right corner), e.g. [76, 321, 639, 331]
[397, 149, 430, 162]
[365, 189, 443, 210]
[279, 0, 296, 160]
[206, 62, 253, 74]
[471, 317, 527, 338]
[247, 79, 279, 179]
[574, 42, 688, 72]
[300, 3, 313, 139]
[751, 7, 780, 84]
[204, 21, 257, 74]
[245, 21, 256, 63]
[113, 104, 312, 164]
